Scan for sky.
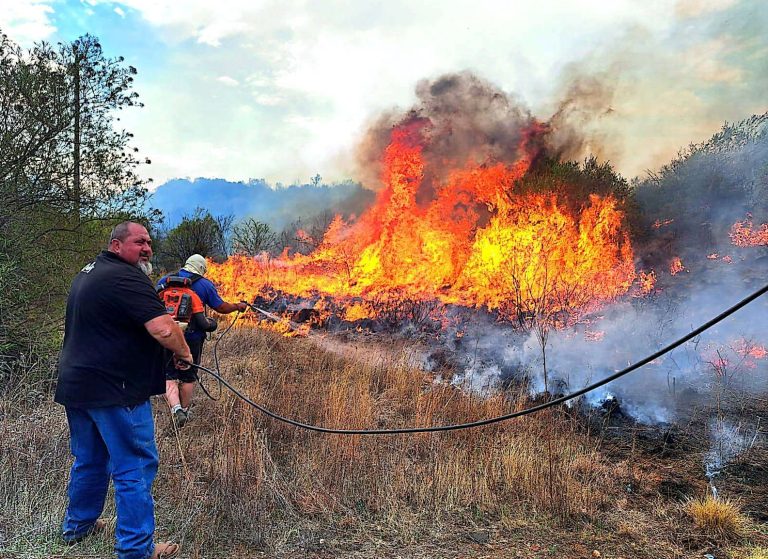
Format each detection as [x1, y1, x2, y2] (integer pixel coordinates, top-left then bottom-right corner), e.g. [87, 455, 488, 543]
[1, 0, 766, 188]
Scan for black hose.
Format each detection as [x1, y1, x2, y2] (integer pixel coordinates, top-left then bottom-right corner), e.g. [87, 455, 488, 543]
[190, 283, 768, 435]
[196, 309, 243, 401]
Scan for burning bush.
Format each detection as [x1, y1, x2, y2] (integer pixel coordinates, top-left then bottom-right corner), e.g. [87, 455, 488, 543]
[208, 76, 639, 327]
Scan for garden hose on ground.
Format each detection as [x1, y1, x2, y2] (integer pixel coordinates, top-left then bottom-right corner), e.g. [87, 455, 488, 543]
[188, 283, 768, 435]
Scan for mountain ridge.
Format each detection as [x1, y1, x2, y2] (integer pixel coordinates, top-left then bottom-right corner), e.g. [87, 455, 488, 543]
[149, 177, 374, 230]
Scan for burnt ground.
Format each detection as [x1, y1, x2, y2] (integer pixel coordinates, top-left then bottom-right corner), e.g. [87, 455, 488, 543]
[287, 332, 768, 559]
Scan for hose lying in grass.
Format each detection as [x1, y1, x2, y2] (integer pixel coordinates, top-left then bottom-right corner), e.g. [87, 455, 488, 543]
[187, 283, 768, 435]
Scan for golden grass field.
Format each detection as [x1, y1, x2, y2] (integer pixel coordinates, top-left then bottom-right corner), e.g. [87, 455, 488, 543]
[1, 324, 767, 558]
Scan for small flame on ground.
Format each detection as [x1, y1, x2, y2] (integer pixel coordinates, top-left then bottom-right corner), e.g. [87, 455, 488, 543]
[730, 216, 768, 246]
[343, 302, 374, 322]
[636, 270, 656, 295]
[706, 253, 733, 263]
[733, 338, 768, 360]
[670, 257, 686, 276]
[250, 316, 310, 337]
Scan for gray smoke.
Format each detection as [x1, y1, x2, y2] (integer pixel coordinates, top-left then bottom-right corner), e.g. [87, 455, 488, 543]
[442, 242, 768, 425]
[355, 71, 543, 193]
[705, 417, 762, 497]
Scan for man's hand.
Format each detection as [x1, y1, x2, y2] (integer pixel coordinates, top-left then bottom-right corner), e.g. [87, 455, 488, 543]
[173, 352, 193, 370]
[145, 314, 193, 362]
[214, 301, 249, 314]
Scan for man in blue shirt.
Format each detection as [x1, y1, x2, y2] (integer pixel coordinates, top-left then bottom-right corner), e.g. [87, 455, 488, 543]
[157, 254, 247, 426]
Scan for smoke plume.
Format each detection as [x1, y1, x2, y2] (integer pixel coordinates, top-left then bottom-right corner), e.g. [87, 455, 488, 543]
[355, 71, 541, 192]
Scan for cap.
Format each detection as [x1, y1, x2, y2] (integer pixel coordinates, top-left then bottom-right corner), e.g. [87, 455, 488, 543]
[182, 254, 207, 276]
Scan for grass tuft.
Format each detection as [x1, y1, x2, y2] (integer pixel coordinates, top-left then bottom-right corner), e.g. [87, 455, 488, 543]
[747, 547, 768, 559]
[686, 494, 748, 540]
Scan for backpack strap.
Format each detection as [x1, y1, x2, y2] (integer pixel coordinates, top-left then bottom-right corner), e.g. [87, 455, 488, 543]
[177, 269, 203, 285]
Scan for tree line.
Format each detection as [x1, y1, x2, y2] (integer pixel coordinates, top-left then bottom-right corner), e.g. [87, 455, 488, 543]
[152, 206, 337, 271]
[0, 30, 154, 360]
[0, 29, 342, 369]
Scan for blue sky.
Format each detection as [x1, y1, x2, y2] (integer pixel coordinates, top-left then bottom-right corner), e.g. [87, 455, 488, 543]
[1, 0, 766, 188]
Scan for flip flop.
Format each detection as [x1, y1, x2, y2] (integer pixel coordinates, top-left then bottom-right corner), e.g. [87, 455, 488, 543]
[152, 541, 180, 559]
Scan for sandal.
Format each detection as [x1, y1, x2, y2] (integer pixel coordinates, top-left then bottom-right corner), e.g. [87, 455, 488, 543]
[151, 541, 180, 559]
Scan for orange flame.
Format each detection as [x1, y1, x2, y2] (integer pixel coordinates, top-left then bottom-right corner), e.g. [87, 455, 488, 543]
[734, 339, 768, 360]
[343, 302, 374, 322]
[652, 218, 674, 229]
[669, 256, 686, 276]
[730, 216, 768, 247]
[257, 317, 309, 338]
[637, 270, 656, 295]
[208, 119, 637, 325]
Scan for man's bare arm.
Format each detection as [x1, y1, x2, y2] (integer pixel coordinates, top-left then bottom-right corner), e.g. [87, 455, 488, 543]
[213, 301, 248, 314]
[145, 314, 193, 365]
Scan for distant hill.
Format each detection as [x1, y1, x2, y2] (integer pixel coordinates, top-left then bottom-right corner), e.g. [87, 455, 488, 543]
[149, 177, 374, 230]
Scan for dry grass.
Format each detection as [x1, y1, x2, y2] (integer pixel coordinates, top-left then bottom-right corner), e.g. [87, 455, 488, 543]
[2, 324, 766, 557]
[746, 546, 768, 559]
[190, 328, 612, 517]
[147, 325, 620, 554]
[686, 494, 749, 539]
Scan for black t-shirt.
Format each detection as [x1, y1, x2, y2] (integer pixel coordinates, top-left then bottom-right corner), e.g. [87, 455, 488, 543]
[55, 251, 168, 408]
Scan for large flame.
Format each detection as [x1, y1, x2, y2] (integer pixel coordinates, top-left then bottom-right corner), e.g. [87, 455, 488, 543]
[209, 118, 636, 324]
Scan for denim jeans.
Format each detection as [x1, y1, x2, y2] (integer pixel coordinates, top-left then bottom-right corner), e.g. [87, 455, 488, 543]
[62, 401, 159, 559]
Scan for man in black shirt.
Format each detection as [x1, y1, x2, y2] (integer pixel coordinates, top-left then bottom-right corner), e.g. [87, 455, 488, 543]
[55, 221, 192, 559]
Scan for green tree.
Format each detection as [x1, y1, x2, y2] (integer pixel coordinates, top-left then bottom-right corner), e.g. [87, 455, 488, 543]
[232, 218, 276, 256]
[0, 30, 153, 359]
[275, 210, 335, 255]
[156, 208, 233, 269]
[61, 34, 148, 220]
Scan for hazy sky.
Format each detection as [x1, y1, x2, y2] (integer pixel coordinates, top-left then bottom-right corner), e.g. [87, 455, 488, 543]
[1, 0, 766, 187]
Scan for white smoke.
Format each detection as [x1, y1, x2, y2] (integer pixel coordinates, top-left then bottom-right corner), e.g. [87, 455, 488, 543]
[704, 417, 762, 497]
[444, 257, 768, 426]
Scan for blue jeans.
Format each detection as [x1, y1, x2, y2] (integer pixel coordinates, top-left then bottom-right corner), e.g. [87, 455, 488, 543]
[62, 401, 159, 559]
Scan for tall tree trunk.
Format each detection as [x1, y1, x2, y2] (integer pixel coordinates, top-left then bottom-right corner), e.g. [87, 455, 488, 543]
[72, 44, 81, 221]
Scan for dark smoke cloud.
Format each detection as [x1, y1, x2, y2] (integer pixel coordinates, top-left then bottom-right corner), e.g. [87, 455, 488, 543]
[414, 72, 534, 169]
[355, 71, 539, 191]
[545, 72, 619, 164]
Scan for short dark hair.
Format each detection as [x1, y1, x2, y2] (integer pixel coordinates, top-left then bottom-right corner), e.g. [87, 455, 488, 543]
[109, 221, 140, 242]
